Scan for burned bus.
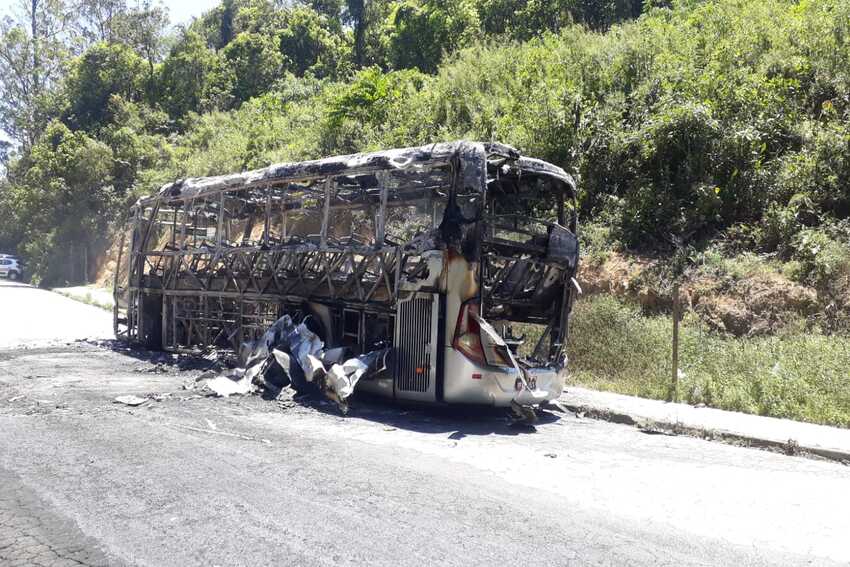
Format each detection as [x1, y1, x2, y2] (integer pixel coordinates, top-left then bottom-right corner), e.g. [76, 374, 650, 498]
[114, 141, 579, 408]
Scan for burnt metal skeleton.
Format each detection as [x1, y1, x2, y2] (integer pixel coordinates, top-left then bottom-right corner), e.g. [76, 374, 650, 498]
[114, 141, 579, 410]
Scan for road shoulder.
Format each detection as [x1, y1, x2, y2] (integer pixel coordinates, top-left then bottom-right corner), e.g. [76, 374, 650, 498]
[561, 386, 850, 463]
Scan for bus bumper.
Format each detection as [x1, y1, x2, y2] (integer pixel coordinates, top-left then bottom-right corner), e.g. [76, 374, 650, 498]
[442, 349, 566, 407]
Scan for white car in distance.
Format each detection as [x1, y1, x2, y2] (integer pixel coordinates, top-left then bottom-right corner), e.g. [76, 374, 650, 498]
[0, 254, 23, 281]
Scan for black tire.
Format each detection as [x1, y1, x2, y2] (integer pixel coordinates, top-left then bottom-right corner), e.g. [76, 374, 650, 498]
[7, 271, 19, 281]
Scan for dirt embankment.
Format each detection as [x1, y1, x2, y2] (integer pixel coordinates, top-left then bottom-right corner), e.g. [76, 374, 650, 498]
[578, 253, 819, 337]
[94, 231, 125, 288]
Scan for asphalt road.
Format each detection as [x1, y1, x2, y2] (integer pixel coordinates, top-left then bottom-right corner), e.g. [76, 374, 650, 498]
[0, 280, 848, 566]
[0, 281, 113, 349]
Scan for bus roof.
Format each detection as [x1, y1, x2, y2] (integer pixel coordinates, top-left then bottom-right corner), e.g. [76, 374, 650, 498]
[139, 141, 575, 208]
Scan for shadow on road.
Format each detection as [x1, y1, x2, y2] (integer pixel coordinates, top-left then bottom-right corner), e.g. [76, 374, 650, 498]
[91, 338, 567, 438]
[291, 390, 566, 437]
[90, 339, 223, 370]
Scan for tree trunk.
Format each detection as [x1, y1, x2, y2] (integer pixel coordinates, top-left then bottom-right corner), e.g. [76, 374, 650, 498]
[30, 0, 39, 93]
[26, 0, 42, 148]
[350, 0, 366, 67]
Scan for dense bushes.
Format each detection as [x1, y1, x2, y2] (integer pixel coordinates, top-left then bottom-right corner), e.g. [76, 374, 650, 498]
[2, 0, 850, 292]
[142, 0, 850, 306]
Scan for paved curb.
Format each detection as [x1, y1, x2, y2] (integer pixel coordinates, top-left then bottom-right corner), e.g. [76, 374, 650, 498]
[559, 388, 850, 464]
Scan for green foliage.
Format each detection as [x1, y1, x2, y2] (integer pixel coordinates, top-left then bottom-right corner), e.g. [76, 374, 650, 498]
[753, 201, 805, 257]
[0, 179, 17, 253]
[277, 6, 352, 77]
[6, 121, 117, 284]
[190, 0, 352, 79]
[569, 295, 850, 427]
[5, 0, 850, 292]
[580, 219, 619, 264]
[0, 0, 72, 146]
[385, 0, 481, 73]
[156, 31, 233, 120]
[98, 97, 170, 194]
[325, 67, 429, 150]
[140, 80, 327, 188]
[790, 225, 850, 332]
[76, 0, 169, 70]
[307, 0, 346, 22]
[64, 42, 148, 131]
[191, 0, 240, 49]
[572, 0, 644, 30]
[144, 0, 850, 257]
[776, 121, 850, 219]
[478, 0, 643, 38]
[222, 32, 286, 104]
[604, 101, 726, 245]
[478, 0, 570, 38]
[421, 34, 590, 165]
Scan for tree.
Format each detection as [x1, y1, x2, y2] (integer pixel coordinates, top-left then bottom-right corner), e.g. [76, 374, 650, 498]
[574, 0, 644, 31]
[328, 66, 425, 127]
[7, 120, 115, 284]
[157, 30, 233, 119]
[75, 0, 168, 75]
[222, 31, 284, 103]
[477, 0, 645, 39]
[76, 0, 126, 44]
[112, 1, 169, 76]
[307, 0, 345, 22]
[278, 6, 351, 78]
[232, 0, 287, 36]
[63, 41, 147, 131]
[0, 0, 73, 146]
[504, 0, 575, 39]
[0, 174, 18, 253]
[191, 0, 240, 49]
[98, 95, 169, 194]
[346, 0, 365, 66]
[385, 0, 480, 73]
[324, 66, 427, 151]
[0, 139, 12, 166]
[219, 0, 236, 47]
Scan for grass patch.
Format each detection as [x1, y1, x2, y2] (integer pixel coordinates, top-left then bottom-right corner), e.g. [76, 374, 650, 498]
[568, 295, 850, 428]
[579, 220, 619, 265]
[693, 249, 782, 281]
[53, 288, 113, 311]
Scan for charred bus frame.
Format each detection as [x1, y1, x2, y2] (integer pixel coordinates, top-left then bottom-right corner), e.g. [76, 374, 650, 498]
[114, 141, 579, 407]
